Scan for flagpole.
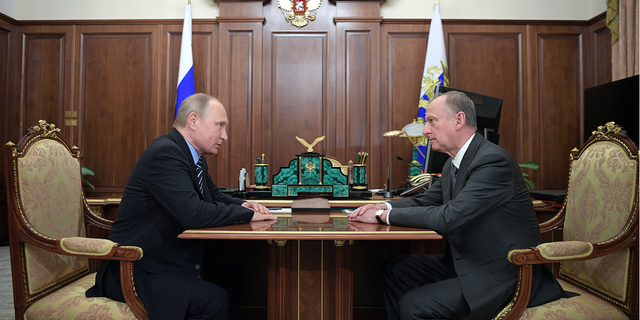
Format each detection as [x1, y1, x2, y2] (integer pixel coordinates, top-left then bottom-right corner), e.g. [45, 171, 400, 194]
[175, 1, 195, 118]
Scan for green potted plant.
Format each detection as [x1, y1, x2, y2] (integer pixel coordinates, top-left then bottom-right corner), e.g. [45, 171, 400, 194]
[82, 166, 96, 192]
[519, 161, 539, 191]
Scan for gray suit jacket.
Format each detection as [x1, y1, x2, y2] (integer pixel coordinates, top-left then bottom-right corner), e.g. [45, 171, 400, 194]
[389, 133, 563, 319]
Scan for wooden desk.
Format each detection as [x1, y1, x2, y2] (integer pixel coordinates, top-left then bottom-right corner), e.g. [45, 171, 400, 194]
[179, 210, 441, 320]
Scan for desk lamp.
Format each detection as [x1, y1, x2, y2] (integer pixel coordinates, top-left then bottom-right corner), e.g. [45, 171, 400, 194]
[383, 120, 431, 189]
[383, 120, 426, 159]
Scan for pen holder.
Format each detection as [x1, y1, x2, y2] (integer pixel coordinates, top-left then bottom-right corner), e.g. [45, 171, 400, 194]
[254, 163, 269, 189]
[352, 164, 367, 190]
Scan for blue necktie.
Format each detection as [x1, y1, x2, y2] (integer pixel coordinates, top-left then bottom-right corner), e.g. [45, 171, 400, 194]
[195, 157, 204, 194]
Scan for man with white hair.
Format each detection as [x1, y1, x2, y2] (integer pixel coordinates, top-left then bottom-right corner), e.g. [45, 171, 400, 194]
[348, 91, 565, 319]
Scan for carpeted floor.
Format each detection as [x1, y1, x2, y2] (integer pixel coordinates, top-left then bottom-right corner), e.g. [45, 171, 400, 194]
[0, 245, 14, 320]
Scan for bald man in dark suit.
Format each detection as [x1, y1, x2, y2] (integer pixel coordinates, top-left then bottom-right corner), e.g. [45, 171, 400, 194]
[348, 91, 565, 319]
[87, 93, 276, 319]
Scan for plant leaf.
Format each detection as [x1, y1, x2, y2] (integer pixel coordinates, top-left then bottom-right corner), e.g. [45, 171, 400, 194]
[523, 177, 535, 191]
[82, 178, 95, 192]
[82, 166, 96, 176]
[519, 161, 539, 170]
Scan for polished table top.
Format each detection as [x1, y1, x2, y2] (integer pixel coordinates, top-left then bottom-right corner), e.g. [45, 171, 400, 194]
[178, 209, 441, 241]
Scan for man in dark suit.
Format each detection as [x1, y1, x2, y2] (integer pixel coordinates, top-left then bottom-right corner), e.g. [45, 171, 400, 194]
[348, 91, 565, 319]
[86, 93, 276, 319]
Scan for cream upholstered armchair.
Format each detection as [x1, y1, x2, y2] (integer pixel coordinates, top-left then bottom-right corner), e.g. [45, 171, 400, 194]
[495, 122, 638, 320]
[4, 120, 149, 320]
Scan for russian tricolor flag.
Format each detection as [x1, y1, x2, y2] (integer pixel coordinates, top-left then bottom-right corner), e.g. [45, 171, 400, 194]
[175, 3, 195, 118]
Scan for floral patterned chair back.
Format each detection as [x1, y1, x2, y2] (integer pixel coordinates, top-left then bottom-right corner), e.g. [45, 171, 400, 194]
[559, 123, 638, 313]
[8, 121, 90, 301]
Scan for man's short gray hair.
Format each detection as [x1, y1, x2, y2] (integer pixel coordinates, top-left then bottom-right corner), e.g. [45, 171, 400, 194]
[173, 93, 220, 128]
[440, 91, 477, 129]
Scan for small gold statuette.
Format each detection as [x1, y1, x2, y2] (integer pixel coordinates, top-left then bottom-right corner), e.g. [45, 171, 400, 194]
[278, 0, 321, 28]
[295, 135, 325, 152]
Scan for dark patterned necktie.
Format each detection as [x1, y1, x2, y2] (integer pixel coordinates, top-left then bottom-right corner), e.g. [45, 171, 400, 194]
[195, 157, 204, 194]
[451, 165, 459, 195]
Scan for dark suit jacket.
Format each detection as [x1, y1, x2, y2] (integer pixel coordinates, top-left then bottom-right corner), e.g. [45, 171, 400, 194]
[389, 133, 563, 320]
[86, 129, 254, 319]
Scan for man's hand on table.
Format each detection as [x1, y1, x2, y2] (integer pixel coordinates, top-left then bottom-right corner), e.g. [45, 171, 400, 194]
[347, 203, 387, 224]
[243, 201, 271, 214]
[244, 202, 277, 221]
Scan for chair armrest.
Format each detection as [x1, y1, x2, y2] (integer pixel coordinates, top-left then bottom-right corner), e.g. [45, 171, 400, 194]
[508, 241, 596, 266]
[59, 237, 143, 261]
[59, 237, 149, 320]
[537, 241, 593, 260]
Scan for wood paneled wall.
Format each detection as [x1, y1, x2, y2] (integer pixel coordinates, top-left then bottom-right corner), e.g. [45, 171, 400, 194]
[0, 1, 612, 238]
[0, 17, 10, 241]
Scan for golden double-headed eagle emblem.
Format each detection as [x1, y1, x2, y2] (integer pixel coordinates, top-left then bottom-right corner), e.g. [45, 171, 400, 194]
[278, 0, 322, 28]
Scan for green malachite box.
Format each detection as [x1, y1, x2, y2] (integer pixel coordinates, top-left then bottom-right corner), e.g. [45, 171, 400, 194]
[272, 152, 349, 197]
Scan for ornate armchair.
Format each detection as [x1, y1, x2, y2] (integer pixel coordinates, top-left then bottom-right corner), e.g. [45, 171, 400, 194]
[4, 120, 149, 320]
[495, 122, 638, 319]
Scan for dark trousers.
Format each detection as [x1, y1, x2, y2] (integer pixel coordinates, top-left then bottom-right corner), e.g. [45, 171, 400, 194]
[382, 254, 470, 320]
[200, 256, 244, 320]
[97, 257, 243, 320]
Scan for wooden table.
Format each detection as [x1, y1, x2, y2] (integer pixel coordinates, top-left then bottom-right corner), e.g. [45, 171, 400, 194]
[179, 209, 441, 320]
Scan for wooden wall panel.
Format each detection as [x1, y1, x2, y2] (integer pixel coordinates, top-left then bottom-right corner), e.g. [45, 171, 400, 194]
[76, 26, 159, 193]
[22, 33, 68, 131]
[0, 23, 10, 241]
[0, 27, 8, 149]
[218, 29, 254, 186]
[14, 26, 75, 143]
[447, 28, 525, 161]
[226, 31, 253, 181]
[381, 24, 429, 189]
[582, 18, 612, 141]
[528, 26, 584, 190]
[593, 22, 613, 87]
[345, 32, 369, 161]
[215, 21, 262, 187]
[338, 22, 381, 187]
[260, 0, 337, 187]
[270, 33, 327, 173]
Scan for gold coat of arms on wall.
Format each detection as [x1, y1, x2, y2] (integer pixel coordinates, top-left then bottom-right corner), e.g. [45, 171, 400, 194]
[278, 0, 321, 28]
